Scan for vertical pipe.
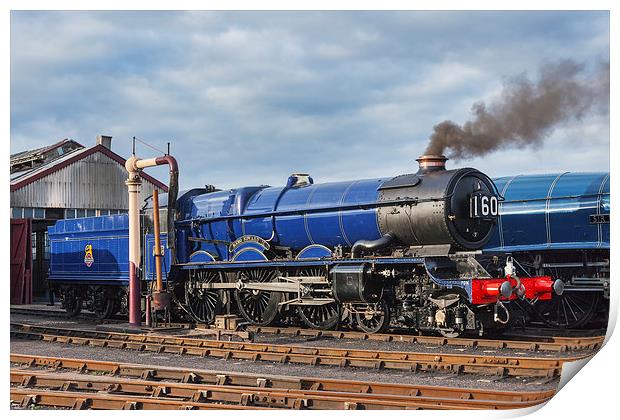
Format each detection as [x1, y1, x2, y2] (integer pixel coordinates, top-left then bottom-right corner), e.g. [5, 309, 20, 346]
[126, 153, 177, 326]
[125, 158, 142, 327]
[153, 189, 164, 293]
[145, 295, 152, 327]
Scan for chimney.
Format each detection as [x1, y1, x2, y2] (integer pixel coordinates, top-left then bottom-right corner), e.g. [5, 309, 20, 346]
[416, 154, 448, 174]
[97, 135, 112, 149]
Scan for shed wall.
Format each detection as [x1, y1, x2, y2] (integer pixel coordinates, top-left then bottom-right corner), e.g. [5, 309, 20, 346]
[10, 152, 164, 209]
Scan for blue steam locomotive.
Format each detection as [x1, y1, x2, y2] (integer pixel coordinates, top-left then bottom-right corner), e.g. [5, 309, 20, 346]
[49, 155, 598, 336]
[482, 172, 609, 329]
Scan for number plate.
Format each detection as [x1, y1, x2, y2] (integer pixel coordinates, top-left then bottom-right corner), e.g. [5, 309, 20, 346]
[470, 193, 499, 219]
[589, 214, 610, 224]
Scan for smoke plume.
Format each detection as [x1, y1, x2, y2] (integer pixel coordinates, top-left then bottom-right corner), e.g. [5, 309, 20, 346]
[425, 59, 609, 159]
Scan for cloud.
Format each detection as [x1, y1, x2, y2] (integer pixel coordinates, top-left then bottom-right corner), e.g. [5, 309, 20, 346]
[10, 11, 609, 189]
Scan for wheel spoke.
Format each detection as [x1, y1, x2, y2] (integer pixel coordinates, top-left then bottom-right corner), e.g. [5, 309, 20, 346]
[564, 296, 580, 321]
[566, 295, 585, 315]
[235, 268, 280, 326]
[296, 267, 340, 330]
[355, 301, 389, 333]
[561, 298, 569, 325]
[186, 271, 222, 323]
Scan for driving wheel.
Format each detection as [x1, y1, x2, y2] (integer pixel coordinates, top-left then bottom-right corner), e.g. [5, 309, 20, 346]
[234, 268, 282, 326]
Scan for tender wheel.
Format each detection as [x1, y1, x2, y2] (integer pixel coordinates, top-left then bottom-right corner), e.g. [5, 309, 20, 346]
[113, 289, 128, 316]
[234, 268, 282, 326]
[92, 286, 115, 319]
[62, 287, 82, 317]
[185, 270, 224, 324]
[355, 300, 390, 333]
[537, 292, 601, 329]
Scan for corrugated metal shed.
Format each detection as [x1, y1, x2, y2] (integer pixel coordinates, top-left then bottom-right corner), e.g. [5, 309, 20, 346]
[11, 144, 168, 209]
[10, 139, 84, 174]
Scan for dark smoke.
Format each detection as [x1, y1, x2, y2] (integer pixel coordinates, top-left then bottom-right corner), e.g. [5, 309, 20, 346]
[425, 59, 610, 159]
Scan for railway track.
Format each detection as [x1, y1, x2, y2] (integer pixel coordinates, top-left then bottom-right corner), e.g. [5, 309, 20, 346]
[11, 306, 604, 353]
[246, 326, 604, 352]
[10, 306, 115, 320]
[9, 306, 196, 329]
[11, 322, 573, 378]
[10, 354, 556, 410]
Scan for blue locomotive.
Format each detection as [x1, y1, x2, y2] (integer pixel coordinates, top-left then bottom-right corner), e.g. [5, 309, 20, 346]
[482, 172, 609, 329]
[49, 155, 570, 336]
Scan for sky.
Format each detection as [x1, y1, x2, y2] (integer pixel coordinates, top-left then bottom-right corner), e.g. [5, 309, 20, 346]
[10, 11, 610, 190]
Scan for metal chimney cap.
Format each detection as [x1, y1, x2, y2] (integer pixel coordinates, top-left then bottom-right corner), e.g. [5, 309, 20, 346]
[416, 154, 448, 173]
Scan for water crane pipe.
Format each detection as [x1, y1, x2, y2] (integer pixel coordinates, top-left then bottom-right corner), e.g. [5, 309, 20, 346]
[152, 189, 164, 293]
[125, 154, 179, 327]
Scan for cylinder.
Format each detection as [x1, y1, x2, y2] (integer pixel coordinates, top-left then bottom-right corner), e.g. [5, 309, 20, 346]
[330, 264, 382, 303]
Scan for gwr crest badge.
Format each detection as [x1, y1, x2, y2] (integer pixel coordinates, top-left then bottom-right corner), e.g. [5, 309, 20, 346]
[84, 244, 94, 267]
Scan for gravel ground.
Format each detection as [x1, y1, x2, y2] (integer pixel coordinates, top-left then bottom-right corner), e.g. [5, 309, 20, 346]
[10, 338, 559, 393]
[10, 309, 581, 394]
[12, 312, 564, 393]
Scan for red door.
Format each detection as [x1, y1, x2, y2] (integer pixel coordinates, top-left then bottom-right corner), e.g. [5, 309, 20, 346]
[10, 219, 32, 304]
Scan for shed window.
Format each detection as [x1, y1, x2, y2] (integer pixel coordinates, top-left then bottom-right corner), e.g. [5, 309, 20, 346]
[23, 208, 34, 218]
[44, 231, 50, 260]
[76, 209, 86, 218]
[31, 232, 36, 257]
[34, 208, 45, 219]
[86, 209, 96, 217]
[65, 209, 76, 219]
[11, 208, 22, 218]
[45, 208, 64, 220]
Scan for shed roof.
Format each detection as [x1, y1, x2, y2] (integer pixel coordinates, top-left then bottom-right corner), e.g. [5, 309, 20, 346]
[10, 143, 168, 193]
[10, 139, 84, 173]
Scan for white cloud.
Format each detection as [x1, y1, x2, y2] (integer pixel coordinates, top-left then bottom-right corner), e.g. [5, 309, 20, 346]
[10, 11, 609, 190]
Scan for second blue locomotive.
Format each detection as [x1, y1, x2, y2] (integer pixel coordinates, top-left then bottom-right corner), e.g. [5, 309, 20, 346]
[482, 172, 609, 328]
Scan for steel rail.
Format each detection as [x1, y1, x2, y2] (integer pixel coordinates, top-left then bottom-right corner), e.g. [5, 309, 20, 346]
[11, 370, 544, 410]
[9, 307, 196, 329]
[10, 306, 604, 352]
[10, 354, 552, 402]
[11, 323, 569, 377]
[10, 388, 264, 410]
[246, 326, 604, 352]
[11, 354, 555, 410]
[10, 306, 121, 321]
